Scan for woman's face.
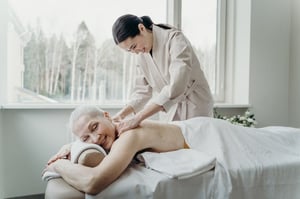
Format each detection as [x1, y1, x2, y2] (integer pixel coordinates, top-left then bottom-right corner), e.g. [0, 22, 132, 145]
[118, 24, 153, 54]
[72, 113, 116, 150]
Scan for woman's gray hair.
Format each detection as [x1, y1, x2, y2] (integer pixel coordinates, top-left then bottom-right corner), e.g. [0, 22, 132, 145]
[68, 105, 104, 134]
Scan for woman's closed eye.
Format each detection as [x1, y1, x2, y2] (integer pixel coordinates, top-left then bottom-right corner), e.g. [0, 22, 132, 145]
[128, 44, 136, 52]
[90, 122, 99, 132]
[81, 136, 89, 142]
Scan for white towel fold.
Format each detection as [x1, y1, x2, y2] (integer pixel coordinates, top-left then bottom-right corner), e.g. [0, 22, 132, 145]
[71, 140, 107, 163]
[42, 140, 106, 181]
[137, 149, 216, 179]
[42, 171, 61, 181]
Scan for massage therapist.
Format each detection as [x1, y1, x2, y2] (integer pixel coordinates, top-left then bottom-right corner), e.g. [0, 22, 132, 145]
[112, 14, 214, 133]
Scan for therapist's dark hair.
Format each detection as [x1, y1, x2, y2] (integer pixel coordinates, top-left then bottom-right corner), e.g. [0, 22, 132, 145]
[112, 14, 171, 44]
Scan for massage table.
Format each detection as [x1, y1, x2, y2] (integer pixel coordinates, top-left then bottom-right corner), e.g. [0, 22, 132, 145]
[86, 164, 215, 199]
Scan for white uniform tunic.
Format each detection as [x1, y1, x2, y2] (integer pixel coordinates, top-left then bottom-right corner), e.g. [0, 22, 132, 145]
[128, 25, 214, 121]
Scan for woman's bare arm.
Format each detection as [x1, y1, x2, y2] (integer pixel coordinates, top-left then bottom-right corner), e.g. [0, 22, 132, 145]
[47, 131, 143, 194]
[46, 121, 184, 195]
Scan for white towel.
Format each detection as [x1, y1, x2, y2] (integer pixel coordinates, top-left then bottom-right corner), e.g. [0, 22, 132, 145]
[137, 149, 216, 179]
[70, 140, 107, 163]
[42, 171, 61, 181]
[42, 140, 106, 181]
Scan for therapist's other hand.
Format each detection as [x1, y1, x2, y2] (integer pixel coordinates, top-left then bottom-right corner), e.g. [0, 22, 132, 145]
[112, 105, 135, 122]
[117, 116, 142, 135]
[47, 143, 72, 165]
[112, 114, 123, 123]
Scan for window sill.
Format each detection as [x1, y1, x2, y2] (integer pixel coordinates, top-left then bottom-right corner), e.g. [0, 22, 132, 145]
[0, 103, 125, 110]
[1, 103, 251, 110]
[214, 103, 251, 109]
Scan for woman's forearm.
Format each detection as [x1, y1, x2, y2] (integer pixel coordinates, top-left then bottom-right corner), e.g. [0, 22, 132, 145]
[116, 105, 135, 120]
[135, 103, 163, 122]
[52, 133, 140, 195]
[53, 159, 97, 193]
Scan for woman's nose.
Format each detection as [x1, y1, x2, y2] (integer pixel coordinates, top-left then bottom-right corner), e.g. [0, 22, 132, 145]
[91, 134, 100, 143]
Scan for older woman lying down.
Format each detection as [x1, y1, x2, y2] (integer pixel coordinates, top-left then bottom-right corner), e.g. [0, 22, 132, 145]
[44, 105, 300, 199]
[44, 105, 190, 195]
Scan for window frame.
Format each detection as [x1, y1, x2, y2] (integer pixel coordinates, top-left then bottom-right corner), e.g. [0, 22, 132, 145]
[169, 0, 226, 102]
[0, 0, 9, 106]
[0, 0, 227, 108]
[215, 0, 226, 102]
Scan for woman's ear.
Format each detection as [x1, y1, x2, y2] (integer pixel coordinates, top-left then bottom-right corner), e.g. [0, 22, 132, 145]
[138, 23, 146, 33]
[103, 111, 111, 119]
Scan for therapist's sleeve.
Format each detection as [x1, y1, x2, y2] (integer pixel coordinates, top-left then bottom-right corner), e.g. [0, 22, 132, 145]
[127, 67, 153, 113]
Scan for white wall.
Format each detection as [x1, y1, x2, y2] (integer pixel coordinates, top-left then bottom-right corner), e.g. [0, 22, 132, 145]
[0, 0, 8, 105]
[0, 111, 4, 199]
[1, 109, 71, 197]
[248, 0, 291, 127]
[289, 0, 300, 128]
[0, 0, 7, 197]
[229, 0, 291, 127]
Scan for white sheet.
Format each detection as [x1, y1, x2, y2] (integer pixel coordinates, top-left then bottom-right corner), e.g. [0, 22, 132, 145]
[174, 117, 300, 199]
[70, 140, 107, 163]
[87, 118, 300, 199]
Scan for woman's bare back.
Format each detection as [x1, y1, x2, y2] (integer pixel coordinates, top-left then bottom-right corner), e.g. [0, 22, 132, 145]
[124, 120, 185, 153]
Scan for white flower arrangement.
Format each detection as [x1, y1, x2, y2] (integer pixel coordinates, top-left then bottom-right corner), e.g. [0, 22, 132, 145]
[214, 109, 257, 127]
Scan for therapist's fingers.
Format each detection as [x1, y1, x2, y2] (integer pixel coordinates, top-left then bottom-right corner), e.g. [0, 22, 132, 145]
[112, 115, 123, 122]
[116, 122, 125, 135]
[112, 116, 118, 122]
[117, 125, 131, 135]
[117, 118, 140, 135]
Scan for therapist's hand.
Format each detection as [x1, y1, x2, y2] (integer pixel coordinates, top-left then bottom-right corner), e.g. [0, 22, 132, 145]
[112, 105, 135, 122]
[117, 115, 142, 135]
[112, 114, 123, 123]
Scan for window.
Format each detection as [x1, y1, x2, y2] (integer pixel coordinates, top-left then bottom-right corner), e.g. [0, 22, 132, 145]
[1, 0, 225, 106]
[181, 0, 225, 101]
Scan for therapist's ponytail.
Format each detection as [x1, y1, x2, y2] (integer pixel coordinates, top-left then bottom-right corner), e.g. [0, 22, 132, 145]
[112, 14, 171, 44]
[140, 16, 172, 31]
